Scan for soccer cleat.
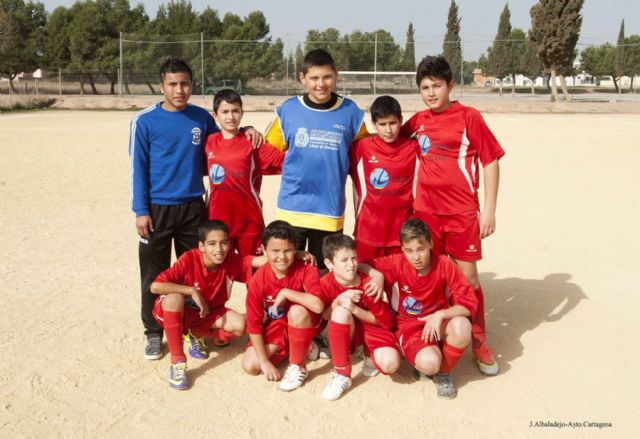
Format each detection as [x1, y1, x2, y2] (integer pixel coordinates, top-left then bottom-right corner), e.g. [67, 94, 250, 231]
[362, 355, 380, 377]
[184, 330, 209, 360]
[307, 340, 320, 361]
[169, 361, 189, 390]
[433, 373, 457, 399]
[473, 344, 499, 376]
[321, 371, 352, 401]
[279, 364, 308, 392]
[144, 335, 163, 360]
[314, 336, 331, 359]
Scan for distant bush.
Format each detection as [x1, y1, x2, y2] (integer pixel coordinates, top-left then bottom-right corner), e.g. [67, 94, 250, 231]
[0, 97, 57, 111]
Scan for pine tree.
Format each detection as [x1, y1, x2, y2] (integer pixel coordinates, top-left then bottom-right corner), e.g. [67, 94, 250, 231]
[442, 1, 462, 83]
[615, 19, 625, 94]
[529, 0, 584, 102]
[509, 28, 526, 94]
[521, 33, 544, 94]
[488, 4, 512, 96]
[403, 22, 416, 71]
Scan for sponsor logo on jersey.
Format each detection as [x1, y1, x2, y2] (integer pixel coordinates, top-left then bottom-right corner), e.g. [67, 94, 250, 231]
[401, 285, 412, 295]
[369, 168, 390, 189]
[368, 155, 379, 163]
[209, 164, 225, 185]
[295, 128, 310, 147]
[208, 151, 214, 158]
[402, 296, 423, 315]
[419, 134, 431, 155]
[191, 127, 202, 145]
[267, 305, 285, 320]
[466, 244, 477, 253]
[332, 124, 346, 131]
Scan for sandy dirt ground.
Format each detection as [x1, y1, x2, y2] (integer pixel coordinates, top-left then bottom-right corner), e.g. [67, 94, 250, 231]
[0, 105, 639, 438]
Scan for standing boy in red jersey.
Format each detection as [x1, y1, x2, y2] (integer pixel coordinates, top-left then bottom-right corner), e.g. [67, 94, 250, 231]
[363, 219, 478, 399]
[150, 220, 256, 390]
[317, 234, 400, 401]
[242, 220, 325, 392]
[205, 89, 285, 257]
[350, 95, 419, 260]
[401, 55, 505, 376]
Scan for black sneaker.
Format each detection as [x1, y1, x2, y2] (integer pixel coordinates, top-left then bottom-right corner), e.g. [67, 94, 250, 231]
[433, 373, 457, 399]
[144, 335, 163, 360]
[314, 336, 331, 359]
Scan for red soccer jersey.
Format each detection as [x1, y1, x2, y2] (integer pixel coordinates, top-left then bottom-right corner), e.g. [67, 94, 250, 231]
[369, 253, 478, 325]
[401, 101, 505, 215]
[319, 271, 395, 330]
[205, 133, 284, 238]
[245, 260, 322, 335]
[154, 249, 253, 309]
[349, 135, 420, 247]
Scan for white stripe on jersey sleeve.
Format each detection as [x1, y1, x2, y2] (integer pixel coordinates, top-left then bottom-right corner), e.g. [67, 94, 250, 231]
[129, 104, 156, 211]
[391, 282, 400, 312]
[355, 158, 367, 216]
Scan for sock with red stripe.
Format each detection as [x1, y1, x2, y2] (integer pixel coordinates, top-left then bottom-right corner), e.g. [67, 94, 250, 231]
[440, 342, 466, 373]
[288, 325, 316, 367]
[329, 321, 352, 377]
[164, 311, 187, 364]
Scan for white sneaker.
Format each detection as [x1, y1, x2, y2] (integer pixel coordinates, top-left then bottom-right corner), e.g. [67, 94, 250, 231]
[279, 364, 308, 392]
[321, 371, 352, 401]
[362, 355, 380, 377]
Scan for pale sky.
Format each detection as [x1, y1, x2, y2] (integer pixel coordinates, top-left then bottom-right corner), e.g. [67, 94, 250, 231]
[42, 0, 639, 60]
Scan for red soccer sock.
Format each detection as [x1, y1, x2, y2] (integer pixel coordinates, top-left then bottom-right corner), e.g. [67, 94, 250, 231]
[164, 311, 187, 364]
[210, 328, 235, 343]
[288, 325, 316, 367]
[329, 321, 352, 377]
[440, 342, 466, 373]
[472, 286, 488, 349]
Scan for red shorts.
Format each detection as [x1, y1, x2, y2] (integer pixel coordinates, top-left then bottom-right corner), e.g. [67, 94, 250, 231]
[230, 235, 263, 257]
[355, 239, 402, 261]
[354, 322, 400, 355]
[415, 210, 482, 262]
[395, 320, 439, 366]
[247, 313, 324, 365]
[152, 296, 229, 336]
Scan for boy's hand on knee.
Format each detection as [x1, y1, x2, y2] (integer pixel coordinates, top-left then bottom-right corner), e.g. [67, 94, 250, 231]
[191, 289, 209, 318]
[419, 311, 444, 342]
[479, 209, 496, 239]
[260, 360, 280, 381]
[338, 289, 362, 304]
[337, 296, 356, 313]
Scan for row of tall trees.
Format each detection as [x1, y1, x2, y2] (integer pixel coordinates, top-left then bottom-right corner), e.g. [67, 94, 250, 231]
[287, 24, 416, 74]
[0, 0, 285, 94]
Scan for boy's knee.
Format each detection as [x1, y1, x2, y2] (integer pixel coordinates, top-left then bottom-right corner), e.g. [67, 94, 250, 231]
[287, 304, 311, 326]
[447, 317, 472, 345]
[161, 293, 184, 311]
[241, 354, 261, 376]
[415, 350, 441, 376]
[374, 352, 401, 374]
[330, 306, 353, 324]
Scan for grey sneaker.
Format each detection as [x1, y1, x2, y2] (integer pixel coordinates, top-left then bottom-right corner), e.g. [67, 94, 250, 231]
[433, 373, 457, 399]
[144, 335, 163, 360]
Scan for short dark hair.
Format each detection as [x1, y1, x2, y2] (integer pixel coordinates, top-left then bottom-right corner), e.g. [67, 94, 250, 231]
[160, 57, 193, 82]
[301, 49, 337, 74]
[370, 95, 402, 123]
[262, 220, 297, 247]
[415, 55, 453, 86]
[322, 233, 356, 261]
[198, 220, 229, 242]
[213, 88, 243, 113]
[399, 218, 432, 243]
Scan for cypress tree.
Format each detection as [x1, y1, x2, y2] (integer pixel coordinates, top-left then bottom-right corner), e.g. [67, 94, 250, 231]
[403, 22, 416, 71]
[529, 0, 584, 102]
[521, 33, 544, 94]
[488, 4, 512, 96]
[442, 0, 462, 83]
[615, 19, 625, 94]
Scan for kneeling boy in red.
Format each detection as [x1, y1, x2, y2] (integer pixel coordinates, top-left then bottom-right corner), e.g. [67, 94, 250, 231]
[205, 89, 284, 257]
[242, 220, 325, 392]
[363, 218, 478, 399]
[349, 95, 419, 260]
[150, 220, 256, 390]
[317, 234, 400, 401]
[401, 55, 505, 375]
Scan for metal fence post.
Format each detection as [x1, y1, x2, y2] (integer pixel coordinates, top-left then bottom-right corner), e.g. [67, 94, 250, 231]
[373, 32, 378, 96]
[119, 32, 123, 97]
[460, 38, 464, 99]
[201, 33, 205, 100]
[58, 68, 62, 96]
